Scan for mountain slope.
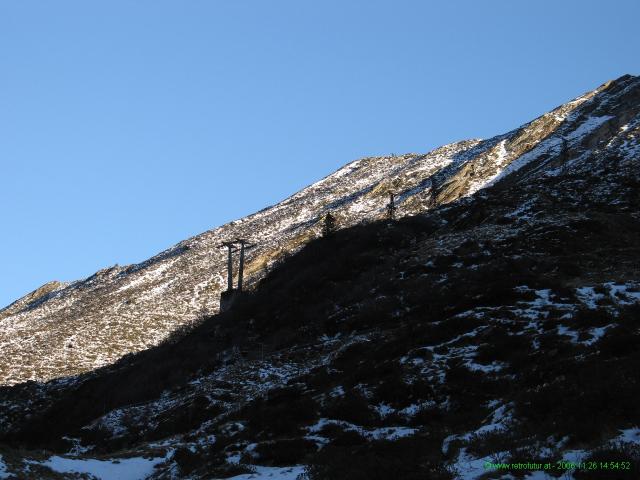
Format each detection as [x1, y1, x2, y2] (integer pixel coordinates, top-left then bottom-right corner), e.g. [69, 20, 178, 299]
[0, 75, 639, 479]
[1, 75, 638, 387]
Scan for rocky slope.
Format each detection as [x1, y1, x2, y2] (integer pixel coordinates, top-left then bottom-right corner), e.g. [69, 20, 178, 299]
[0, 74, 639, 480]
[1, 75, 639, 387]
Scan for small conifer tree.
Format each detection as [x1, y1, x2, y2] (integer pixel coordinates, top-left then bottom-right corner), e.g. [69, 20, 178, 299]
[386, 191, 396, 220]
[561, 137, 569, 160]
[322, 212, 336, 237]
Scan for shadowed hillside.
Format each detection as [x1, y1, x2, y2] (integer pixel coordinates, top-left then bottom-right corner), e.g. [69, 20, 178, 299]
[0, 75, 639, 479]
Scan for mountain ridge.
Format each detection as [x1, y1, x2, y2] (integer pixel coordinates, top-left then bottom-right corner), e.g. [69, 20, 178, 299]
[0, 74, 638, 386]
[0, 74, 639, 479]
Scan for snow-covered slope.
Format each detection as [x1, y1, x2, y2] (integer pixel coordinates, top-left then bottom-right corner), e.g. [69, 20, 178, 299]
[0, 74, 638, 386]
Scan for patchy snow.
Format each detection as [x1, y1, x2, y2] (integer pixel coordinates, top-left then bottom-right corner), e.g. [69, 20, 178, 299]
[40, 455, 166, 480]
[117, 259, 178, 293]
[575, 287, 604, 309]
[329, 385, 345, 398]
[306, 418, 417, 441]
[575, 283, 640, 310]
[530, 290, 553, 308]
[464, 359, 505, 373]
[369, 426, 418, 441]
[0, 455, 9, 480]
[450, 445, 588, 480]
[442, 403, 512, 455]
[505, 199, 535, 221]
[562, 449, 588, 464]
[557, 325, 580, 343]
[466, 140, 509, 196]
[486, 115, 613, 189]
[606, 282, 640, 305]
[617, 427, 640, 445]
[63, 436, 95, 455]
[582, 325, 613, 346]
[488, 403, 510, 425]
[451, 448, 508, 480]
[399, 402, 430, 417]
[374, 403, 395, 418]
[226, 465, 306, 479]
[566, 115, 613, 141]
[508, 288, 575, 322]
[523, 472, 554, 479]
[304, 434, 330, 447]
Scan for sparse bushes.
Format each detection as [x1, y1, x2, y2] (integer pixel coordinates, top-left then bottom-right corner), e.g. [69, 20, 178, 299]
[465, 430, 519, 459]
[374, 375, 413, 407]
[557, 259, 583, 277]
[302, 437, 452, 480]
[253, 438, 317, 466]
[572, 308, 616, 328]
[475, 328, 532, 368]
[200, 462, 256, 478]
[597, 326, 640, 358]
[421, 315, 479, 346]
[322, 392, 377, 426]
[318, 425, 367, 447]
[442, 363, 495, 428]
[173, 446, 202, 475]
[146, 395, 222, 441]
[409, 405, 447, 429]
[243, 387, 318, 436]
[516, 352, 640, 445]
[346, 295, 402, 330]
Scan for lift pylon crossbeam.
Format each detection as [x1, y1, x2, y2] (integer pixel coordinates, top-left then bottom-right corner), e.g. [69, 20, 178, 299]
[219, 239, 255, 294]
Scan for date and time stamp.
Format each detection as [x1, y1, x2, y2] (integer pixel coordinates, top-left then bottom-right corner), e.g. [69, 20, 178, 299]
[483, 460, 633, 472]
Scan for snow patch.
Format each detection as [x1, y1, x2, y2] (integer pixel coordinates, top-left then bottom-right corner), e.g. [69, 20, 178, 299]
[486, 115, 613, 189]
[464, 359, 505, 373]
[451, 448, 508, 480]
[575, 287, 604, 309]
[466, 140, 509, 196]
[617, 427, 640, 445]
[374, 403, 395, 418]
[329, 385, 345, 398]
[116, 259, 178, 293]
[557, 325, 580, 344]
[0, 455, 9, 480]
[226, 465, 306, 480]
[306, 418, 417, 441]
[583, 325, 613, 346]
[566, 115, 613, 141]
[40, 455, 166, 480]
[575, 283, 640, 310]
[607, 283, 640, 305]
[369, 426, 418, 441]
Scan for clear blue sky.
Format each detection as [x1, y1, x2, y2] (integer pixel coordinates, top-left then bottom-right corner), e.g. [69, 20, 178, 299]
[1, 0, 638, 307]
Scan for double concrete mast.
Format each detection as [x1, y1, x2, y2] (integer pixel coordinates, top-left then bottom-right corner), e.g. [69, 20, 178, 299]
[219, 239, 255, 303]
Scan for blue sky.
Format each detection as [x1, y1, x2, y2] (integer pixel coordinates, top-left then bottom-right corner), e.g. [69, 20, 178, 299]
[1, 0, 638, 307]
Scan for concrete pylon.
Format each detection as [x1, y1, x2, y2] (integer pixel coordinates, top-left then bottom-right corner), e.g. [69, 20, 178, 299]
[219, 239, 256, 312]
[221, 242, 237, 291]
[235, 238, 256, 292]
[238, 240, 246, 292]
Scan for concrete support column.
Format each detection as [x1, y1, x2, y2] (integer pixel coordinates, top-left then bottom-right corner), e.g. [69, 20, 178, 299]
[226, 245, 234, 291]
[238, 242, 246, 292]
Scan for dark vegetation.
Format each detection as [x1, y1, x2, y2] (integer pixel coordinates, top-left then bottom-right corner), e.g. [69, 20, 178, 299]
[516, 304, 640, 445]
[302, 436, 452, 480]
[0, 166, 639, 477]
